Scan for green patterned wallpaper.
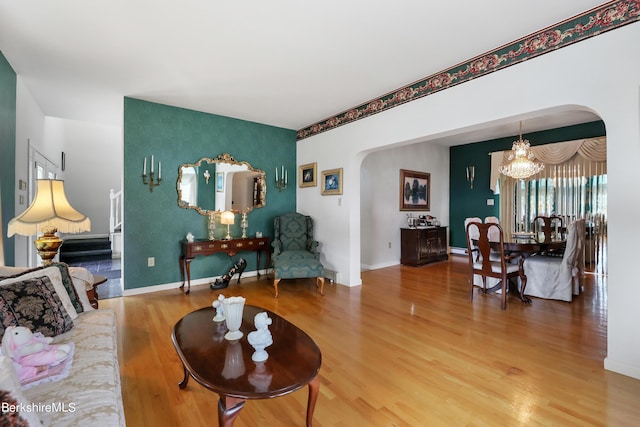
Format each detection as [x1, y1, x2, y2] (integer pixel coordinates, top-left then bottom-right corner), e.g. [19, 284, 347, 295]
[449, 121, 606, 249]
[123, 98, 296, 290]
[0, 51, 16, 266]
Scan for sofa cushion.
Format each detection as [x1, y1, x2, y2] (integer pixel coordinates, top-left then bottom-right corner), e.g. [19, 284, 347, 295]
[67, 267, 96, 312]
[25, 309, 125, 427]
[0, 354, 43, 426]
[0, 276, 75, 341]
[0, 263, 84, 315]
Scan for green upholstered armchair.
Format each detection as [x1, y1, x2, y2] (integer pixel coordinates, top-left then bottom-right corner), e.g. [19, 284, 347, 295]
[271, 212, 325, 297]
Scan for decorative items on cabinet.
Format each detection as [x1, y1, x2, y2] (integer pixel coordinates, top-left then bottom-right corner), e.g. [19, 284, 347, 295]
[221, 211, 235, 240]
[207, 212, 217, 240]
[241, 212, 248, 238]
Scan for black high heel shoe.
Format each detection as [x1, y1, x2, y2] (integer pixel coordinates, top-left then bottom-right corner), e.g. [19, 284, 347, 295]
[210, 258, 247, 290]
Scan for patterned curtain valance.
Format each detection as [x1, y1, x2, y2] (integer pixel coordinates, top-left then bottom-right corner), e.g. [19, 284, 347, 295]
[490, 136, 607, 193]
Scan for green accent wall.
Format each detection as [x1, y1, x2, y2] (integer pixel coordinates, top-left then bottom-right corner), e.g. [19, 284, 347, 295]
[0, 51, 16, 266]
[449, 120, 606, 249]
[123, 98, 296, 290]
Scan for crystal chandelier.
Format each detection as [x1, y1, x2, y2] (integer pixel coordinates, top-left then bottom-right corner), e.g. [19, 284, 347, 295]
[499, 122, 545, 179]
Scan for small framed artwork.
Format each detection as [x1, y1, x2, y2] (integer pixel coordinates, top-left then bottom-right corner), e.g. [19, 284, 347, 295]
[299, 162, 317, 188]
[216, 172, 224, 192]
[321, 168, 343, 195]
[399, 169, 430, 211]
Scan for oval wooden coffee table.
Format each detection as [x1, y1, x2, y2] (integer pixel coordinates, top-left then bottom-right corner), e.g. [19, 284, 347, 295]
[172, 305, 322, 427]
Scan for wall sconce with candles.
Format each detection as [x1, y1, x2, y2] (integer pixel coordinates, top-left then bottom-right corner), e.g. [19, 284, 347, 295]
[466, 166, 475, 189]
[275, 165, 288, 191]
[142, 155, 162, 192]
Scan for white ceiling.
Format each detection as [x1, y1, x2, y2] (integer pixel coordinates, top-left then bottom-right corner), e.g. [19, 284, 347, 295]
[0, 0, 604, 140]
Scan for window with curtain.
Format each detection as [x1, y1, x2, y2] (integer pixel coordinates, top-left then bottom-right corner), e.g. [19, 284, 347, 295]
[492, 137, 607, 271]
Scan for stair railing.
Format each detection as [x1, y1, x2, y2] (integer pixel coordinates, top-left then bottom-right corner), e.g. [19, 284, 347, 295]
[109, 189, 123, 234]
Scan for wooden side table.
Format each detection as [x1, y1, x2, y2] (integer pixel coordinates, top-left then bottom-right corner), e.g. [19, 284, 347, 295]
[90, 275, 107, 309]
[179, 237, 271, 294]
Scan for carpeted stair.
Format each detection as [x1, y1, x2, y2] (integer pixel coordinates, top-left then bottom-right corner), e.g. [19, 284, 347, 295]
[60, 237, 112, 263]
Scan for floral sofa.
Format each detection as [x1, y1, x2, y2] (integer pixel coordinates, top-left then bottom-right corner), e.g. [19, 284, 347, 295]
[0, 263, 125, 426]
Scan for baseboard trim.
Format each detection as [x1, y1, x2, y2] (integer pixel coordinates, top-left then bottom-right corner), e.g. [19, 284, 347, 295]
[450, 247, 467, 255]
[123, 270, 262, 296]
[361, 261, 400, 271]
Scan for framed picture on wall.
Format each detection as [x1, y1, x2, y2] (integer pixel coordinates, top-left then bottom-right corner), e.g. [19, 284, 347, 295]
[321, 168, 343, 195]
[399, 169, 430, 211]
[216, 172, 224, 192]
[299, 162, 317, 188]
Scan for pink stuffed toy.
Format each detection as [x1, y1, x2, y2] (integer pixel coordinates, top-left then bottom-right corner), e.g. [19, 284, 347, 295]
[1, 326, 72, 383]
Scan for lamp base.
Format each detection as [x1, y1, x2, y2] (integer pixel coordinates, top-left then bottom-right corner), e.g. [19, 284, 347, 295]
[34, 226, 62, 266]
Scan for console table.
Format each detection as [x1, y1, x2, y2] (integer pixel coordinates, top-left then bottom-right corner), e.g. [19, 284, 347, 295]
[179, 237, 270, 294]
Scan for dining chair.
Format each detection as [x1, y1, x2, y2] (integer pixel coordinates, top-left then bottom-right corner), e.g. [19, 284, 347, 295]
[533, 215, 564, 243]
[464, 217, 482, 261]
[465, 221, 527, 310]
[523, 219, 585, 302]
[484, 216, 501, 245]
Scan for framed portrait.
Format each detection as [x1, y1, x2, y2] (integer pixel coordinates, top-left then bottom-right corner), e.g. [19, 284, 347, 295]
[299, 162, 317, 188]
[399, 169, 430, 211]
[321, 168, 343, 195]
[216, 172, 224, 192]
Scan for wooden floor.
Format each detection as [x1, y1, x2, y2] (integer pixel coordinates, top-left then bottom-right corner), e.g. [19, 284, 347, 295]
[101, 255, 640, 426]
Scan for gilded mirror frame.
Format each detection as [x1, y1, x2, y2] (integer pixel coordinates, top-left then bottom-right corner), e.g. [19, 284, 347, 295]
[177, 153, 266, 215]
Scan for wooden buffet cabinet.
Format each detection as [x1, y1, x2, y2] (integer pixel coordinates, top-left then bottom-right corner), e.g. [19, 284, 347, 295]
[400, 227, 448, 266]
[179, 237, 270, 293]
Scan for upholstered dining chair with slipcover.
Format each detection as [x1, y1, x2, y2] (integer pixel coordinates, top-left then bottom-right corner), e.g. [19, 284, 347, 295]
[465, 221, 527, 309]
[271, 212, 325, 298]
[464, 217, 482, 262]
[523, 219, 585, 302]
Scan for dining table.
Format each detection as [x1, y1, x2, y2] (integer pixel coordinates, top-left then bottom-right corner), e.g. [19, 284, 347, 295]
[500, 231, 566, 255]
[474, 231, 567, 304]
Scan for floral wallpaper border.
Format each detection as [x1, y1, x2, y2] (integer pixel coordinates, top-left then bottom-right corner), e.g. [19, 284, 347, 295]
[297, 0, 640, 140]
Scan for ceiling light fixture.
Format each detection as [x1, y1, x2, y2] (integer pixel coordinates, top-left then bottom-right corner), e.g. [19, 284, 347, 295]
[499, 122, 545, 180]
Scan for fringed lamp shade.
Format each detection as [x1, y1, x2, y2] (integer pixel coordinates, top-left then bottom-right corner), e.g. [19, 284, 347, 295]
[7, 180, 90, 265]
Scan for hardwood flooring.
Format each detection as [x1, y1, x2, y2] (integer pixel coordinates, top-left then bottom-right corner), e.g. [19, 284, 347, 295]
[101, 255, 640, 426]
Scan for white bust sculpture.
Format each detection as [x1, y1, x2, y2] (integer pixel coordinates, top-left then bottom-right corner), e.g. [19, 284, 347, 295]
[247, 312, 273, 362]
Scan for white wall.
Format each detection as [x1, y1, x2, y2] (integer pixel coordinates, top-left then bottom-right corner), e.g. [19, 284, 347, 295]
[48, 117, 122, 236]
[297, 23, 640, 379]
[361, 143, 449, 270]
[14, 79, 122, 266]
[14, 77, 48, 266]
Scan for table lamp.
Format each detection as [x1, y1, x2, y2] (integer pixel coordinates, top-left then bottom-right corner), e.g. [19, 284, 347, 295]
[7, 179, 91, 265]
[220, 211, 235, 240]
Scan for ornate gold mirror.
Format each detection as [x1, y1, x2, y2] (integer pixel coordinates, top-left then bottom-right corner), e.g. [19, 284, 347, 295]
[177, 153, 266, 215]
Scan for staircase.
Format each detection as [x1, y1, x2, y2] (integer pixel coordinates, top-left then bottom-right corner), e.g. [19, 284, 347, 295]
[60, 237, 112, 263]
